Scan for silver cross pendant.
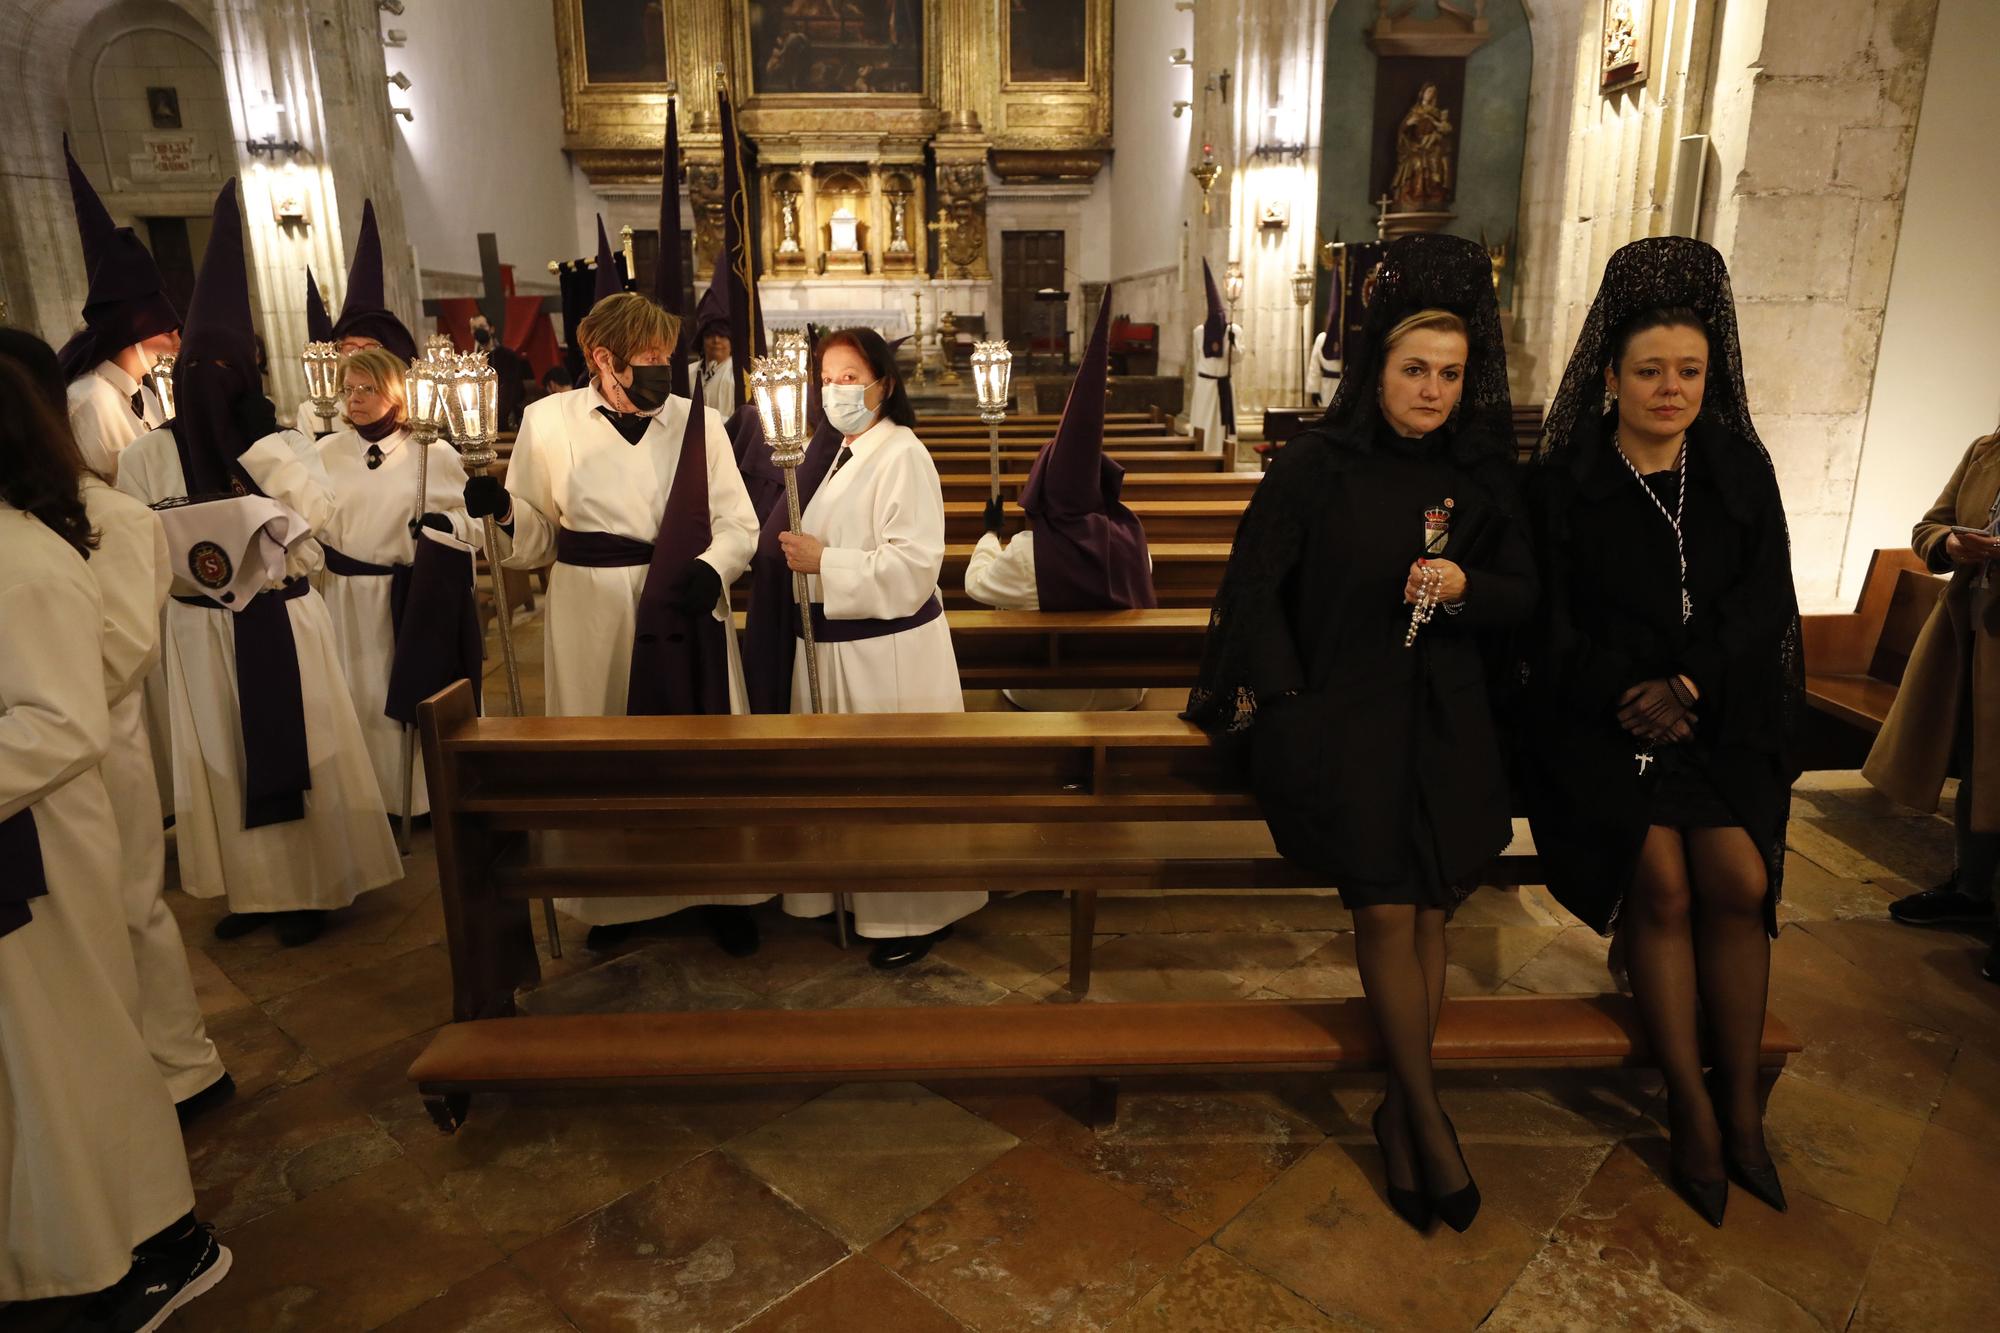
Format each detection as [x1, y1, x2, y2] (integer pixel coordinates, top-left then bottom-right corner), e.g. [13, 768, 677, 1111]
[1634, 751, 1655, 776]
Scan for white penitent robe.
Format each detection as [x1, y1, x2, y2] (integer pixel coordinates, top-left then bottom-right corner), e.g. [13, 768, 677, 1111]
[696, 356, 735, 420]
[1304, 331, 1341, 408]
[496, 386, 764, 926]
[785, 418, 984, 938]
[68, 360, 175, 812]
[79, 479, 226, 1101]
[1188, 324, 1243, 455]
[0, 504, 194, 1302]
[963, 531, 1146, 713]
[314, 425, 480, 817]
[115, 425, 403, 913]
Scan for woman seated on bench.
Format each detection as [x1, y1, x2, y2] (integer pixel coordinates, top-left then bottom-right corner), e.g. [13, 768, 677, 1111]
[1189, 235, 1535, 1235]
[964, 293, 1155, 712]
[1866, 421, 2000, 984]
[777, 328, 985, 969]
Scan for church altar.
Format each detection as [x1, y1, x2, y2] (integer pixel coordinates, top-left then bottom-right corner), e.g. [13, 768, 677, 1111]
[754, 276, 989, 345]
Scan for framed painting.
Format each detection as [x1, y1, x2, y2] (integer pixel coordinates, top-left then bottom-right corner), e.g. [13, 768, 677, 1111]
[1600, 0, 1649, 94]
[578, 0, 670, 85]
[746, 0, 926, 97]
[994, 0, 1110, 150]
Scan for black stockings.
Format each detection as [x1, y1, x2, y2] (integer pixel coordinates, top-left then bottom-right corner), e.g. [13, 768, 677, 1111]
[1624, 825, 1772, 1178]
[1355, 904, 1465, 1193]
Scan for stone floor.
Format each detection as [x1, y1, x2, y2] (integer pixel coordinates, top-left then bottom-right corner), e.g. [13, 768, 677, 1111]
[7, 628, 1999, 1331]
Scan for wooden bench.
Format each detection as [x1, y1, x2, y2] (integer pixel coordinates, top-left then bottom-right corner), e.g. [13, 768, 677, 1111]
[925, 433, 1202, 453]
[729, 542, 1225, 612]
[411, 682, 1800, 1130]
[941, 470, 1260, 505]
[932, 450, 1226, 476]
[1798, 548, 1945, 767]
[946, 608, 1210, 689]
[950, 500, 1246, 545]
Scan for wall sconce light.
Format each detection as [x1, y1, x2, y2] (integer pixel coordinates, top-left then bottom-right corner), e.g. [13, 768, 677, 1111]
[382, 28, 407, 47]
[1251, 142, 1306, 161]
[386, 70, 414, 122]
[378, 0, 405, 13]
[246, 135, 304, 160]
[1171, 100, 1192, 118]
[386, 70, 412, 91]
[1174, 0, 1195, 10]
[1168, 48, 1192, 67]
[244, 93, 302, 160]
[392, 106, 413, 121]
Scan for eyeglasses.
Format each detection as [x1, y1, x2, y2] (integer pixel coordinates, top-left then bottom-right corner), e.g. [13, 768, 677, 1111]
[340, 382, 384, 400]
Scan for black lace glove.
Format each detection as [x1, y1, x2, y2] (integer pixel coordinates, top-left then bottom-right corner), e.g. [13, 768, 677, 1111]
[229, 392, 281, 454]
[1617, 678, 1697, 743]
[669, 559, 722, 613]
[463, 475, 510, 520]
[983, 498, 1006, 534]
[407, 512, 454, 540]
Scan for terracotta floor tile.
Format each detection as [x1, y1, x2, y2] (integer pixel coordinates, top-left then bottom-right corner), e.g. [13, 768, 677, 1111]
[185, 1073, 402, 1230]
[1769, 922, 1941, 1030]
[927, 930, 1070, 991]
[373, 1260, 579, 1332]
[1791, 813, 1956, 888]
[1027, 1088, 1322, 1236]
[732, 1256, 966, 1333]
[1428, 1080, 1628, 1236]
[202, 1002, 318, 1104]
[1849, 1232, 2000, 1333]
[183, 944, 253, 1018]
[1105, 1243, 1349, 1333]
[1761, 1073, 1928, 1223]
[870, 1143, 1199, 1333]
[512, 1152, 848, 1333]
[1213, 1137, 1542, 1330]
[725, 1083, 1019, 1247]
[192, 1157, 503, 1331]
[1772, 966, 1958, 1119]
[1932, 1035, 2000, 1139]
[1800, 919, 2000, 1034]
[1482, 1235, 1728, 1332]
[1884, 1120, 2000, 1268]
[1161, 891, 1352, 935]
[1260, 934, 1364, 1000]
[518, 946, 763, 1016]
[1503, 926, 1616, 994]
[924, 1078, 1092, 1140]
[262, 944, 455, 1069]
[1446, 883, 1565, 928]
[1056, 931, 1334, 1003]
[1547, 1140, 1881, 1331]
[959, 893, 1072, 936]
[1775, 851, 1898, 924]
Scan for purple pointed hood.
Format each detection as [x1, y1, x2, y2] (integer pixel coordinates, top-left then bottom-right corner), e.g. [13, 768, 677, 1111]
[694, 246, 731, 338]
[1019, 291, 1156, 611]
[332, 199, 416, 359]
[591, 215, 625, 305]
[627, 391, 730, 715]
[172, 179, 262, 497]
[657, 97, 691, 398]
[1201, 259, 1228, 358]
[58, 137, 179, 381]
[304, 267, 333, 342]
[717, 84, 763, 403]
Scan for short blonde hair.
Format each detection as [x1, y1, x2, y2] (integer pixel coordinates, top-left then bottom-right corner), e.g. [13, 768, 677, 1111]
[341, 346, 408, 418]
[1383, 308, 1467, 354]
[575, 292, 681, 366]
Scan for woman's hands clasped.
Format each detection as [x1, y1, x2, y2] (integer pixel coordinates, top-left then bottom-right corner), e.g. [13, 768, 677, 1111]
[1618, 676, 1699, 744]
[1403, 558, 1466, 607]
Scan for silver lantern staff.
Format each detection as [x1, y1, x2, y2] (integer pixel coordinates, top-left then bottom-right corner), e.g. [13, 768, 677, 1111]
[1290, 263, 1315, 404]
[301, 340, 342, 434]
[750, 353, 822, 713]
[969, 340, 1013, 504]
[147, 353, 178, 420]
[389, 348, 451, 856]
[443, 352, 524, 718]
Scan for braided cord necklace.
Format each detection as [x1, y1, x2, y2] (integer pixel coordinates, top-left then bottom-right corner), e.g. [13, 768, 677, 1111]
[1616, 433, 1692, 625]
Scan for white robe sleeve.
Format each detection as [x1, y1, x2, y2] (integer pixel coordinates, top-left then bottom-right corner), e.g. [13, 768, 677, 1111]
[112, 429, 169, 508]
[239, 428, 336, 533]
[496, 406, 558, 568]
[816, 443, 946, 621]
[423, 444, 483, 550]
[79, 483, 169, 706]
[963, 530, 1040, 610]
[67, 380, 128, 485]
[0, 559, 111, 822]
[696, 405, 759, 612]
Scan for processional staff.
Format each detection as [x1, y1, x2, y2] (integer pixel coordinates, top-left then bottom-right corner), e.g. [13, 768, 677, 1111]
[970, 340, 1013, 505]
[751, 350, 823, 714]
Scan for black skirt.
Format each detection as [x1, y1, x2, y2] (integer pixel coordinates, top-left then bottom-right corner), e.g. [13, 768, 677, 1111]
[1646, 748, 1740, 830]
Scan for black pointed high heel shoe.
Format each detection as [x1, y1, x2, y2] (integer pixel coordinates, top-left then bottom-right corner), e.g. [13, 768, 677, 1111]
[1671, 1165, 1729, 1228]
[1372, 1104, 1432, 1232]
[1706, 1069, 1786, 1213]
[1424, 1115, 1481, 1234]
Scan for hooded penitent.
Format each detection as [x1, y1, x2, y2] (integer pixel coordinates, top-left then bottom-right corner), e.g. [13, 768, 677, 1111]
[305, 267, 333, 342]
[331, 199, 417, 360]
[591, 215, 627, 307]
[1317, 267, 1341, 364]
[1201, 259, 1228, 358]
[657, 96, 691, 399]
[717, 83, 764, 407]
[1020, 293, 1156, 612]
[694, 248, 731, 342]
[171, 178, 312, 828]
[57, 137, 179, 381]
[625, 386, 732, 715]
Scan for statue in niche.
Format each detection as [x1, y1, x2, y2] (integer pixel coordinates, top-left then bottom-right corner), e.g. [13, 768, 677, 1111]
[1389, 83, 1454, 209]
[776, 191, 803, 254]
[888, 195, 912, 253]
[1604, 0, 1638, 74]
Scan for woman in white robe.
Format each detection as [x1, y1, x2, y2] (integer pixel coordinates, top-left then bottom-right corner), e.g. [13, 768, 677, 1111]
[0, 491, 211, 1313]
[314, 348, 479, 818]
[474, 293, 765, 943]
[779, 328, 983, 967]
[1188, 321, 1243, 456]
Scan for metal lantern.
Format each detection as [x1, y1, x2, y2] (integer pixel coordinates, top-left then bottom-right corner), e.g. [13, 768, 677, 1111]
[771, 327, 811, 380]
[148, 353, 177, 420]
[302, 340, 342, 432]
[750, 352, 823, 715]
[442, 352, 523, 721]
[423, 332, 456, 361]
[1290, 263, 1314, 307]
[1224, 262, 1245, 308]
[970, 339, 1013, 504]
[1291, 263, 1316, 402]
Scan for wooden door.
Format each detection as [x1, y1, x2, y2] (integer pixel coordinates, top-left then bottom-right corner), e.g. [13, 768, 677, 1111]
[1000, 229, 1064, 353]
[140, 216, 197, 319]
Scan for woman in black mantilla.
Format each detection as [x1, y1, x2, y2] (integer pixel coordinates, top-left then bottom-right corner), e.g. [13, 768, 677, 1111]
[1188, 234, 1535, 1234]
[1522, 237, 1802, 1227]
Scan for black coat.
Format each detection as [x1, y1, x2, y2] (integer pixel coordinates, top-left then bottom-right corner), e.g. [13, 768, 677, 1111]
[1215, 424, 1536, 900]
[1520, 415, 1801, 934]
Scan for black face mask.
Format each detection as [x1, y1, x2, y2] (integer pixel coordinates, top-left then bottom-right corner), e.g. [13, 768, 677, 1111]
[622, 363, 675, 414]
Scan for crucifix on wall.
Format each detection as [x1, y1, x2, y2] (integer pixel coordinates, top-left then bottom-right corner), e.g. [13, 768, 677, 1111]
[421, 232, 563, 346]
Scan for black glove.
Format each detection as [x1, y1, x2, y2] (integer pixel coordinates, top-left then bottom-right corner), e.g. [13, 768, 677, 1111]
[1617, 678, 1697, 743]
[230, 392, 281, 454]
[983, 497, 1006, 534]
[463, 475, 510, 520]
[670, 559, 723, 613]
[407, 512, 454, 540]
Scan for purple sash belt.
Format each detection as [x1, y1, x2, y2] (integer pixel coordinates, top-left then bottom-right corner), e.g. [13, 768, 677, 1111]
[556, 528, 652, 567]
[174, 576, 312, 828]
[794, 593, 944, 644]
[0, 809, 47, 941]
[322, 544, 402, 579]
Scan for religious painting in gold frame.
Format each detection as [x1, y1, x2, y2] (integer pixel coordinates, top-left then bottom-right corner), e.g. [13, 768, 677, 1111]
[744, 0, 928, 99]
[553, 0, 679, 174]
[994, 0, 1111, 149]
[1600, 0, 1650, 94]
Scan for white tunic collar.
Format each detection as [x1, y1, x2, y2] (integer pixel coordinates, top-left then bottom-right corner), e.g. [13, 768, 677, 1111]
[94, 360, 141, 397]
[353, 425, 409, 460]
[842, 416, 898, 461]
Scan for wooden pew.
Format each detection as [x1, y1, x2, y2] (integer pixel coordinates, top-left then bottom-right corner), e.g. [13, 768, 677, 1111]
[948, 500, 1246, 545]
[924, 410, 1161, 427]
[922, 422, 1175, 440]
[925, 434, 1202, 453]
[728, 543, 1227, 611]
[1798, 548, 1944, 768]
[932, 450, 1226, 476]
[409, 684, 1802, 1130]
[941, 471, 1260, 505]
[947, 608, 1210, 689]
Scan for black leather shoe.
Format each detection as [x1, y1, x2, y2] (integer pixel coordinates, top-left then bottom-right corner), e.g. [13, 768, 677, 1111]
[175, 1072, 236, 1127]
[1672, 1166, 1729, 1227]
[1425, 1115, 1481, 1234]
[212, 912, 273, 940]
[1372, 1103, 1432, 1232]
[1704, 1069, 1786, 1212]
[1888, 879, 1993, 928]
[701, 904, 760, 958]
[276, 910, 328, 947]
[868, 925, 953, 970]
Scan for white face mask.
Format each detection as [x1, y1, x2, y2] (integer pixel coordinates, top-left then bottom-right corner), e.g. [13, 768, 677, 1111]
[822, 379, 879, 436]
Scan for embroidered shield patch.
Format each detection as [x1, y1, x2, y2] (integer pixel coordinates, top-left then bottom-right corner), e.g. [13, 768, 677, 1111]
[189, 540, 233, 590]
